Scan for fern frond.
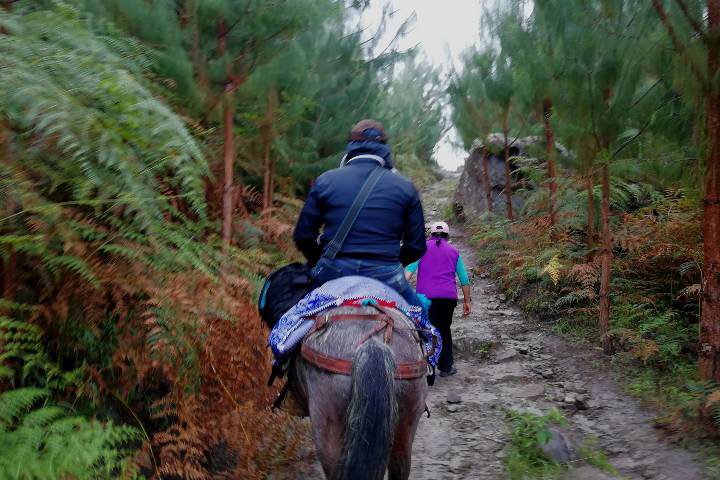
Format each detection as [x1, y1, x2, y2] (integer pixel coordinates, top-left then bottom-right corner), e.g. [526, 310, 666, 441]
[541, 255, 562, 285]
[0, 388, 49, 426]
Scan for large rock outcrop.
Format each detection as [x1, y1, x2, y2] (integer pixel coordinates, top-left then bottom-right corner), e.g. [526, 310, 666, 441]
[453, 134, 569, 220]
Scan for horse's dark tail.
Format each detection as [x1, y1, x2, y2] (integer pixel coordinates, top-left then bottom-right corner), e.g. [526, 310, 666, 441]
[340, 339, 398, 480]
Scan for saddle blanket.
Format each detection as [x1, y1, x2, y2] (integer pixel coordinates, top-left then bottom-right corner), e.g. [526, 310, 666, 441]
[268, 276, 442, 367]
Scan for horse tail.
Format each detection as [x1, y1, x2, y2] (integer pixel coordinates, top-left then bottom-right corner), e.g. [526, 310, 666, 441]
[340, 339, 398, 480]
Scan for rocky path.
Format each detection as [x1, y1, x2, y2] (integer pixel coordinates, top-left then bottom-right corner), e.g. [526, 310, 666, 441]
[410, 175, 707, 480]
[271, 174, 710, 480]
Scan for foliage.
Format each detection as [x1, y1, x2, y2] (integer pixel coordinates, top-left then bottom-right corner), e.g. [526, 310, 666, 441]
[466, 154, 711, 430]
[503, 408, 567, 479]
[0, 316, 139, 480]
[504, 408, 615, 479]
[451, 0, 720, 434]
[0, 1, 446, 478]
[0, 386, 139, 480]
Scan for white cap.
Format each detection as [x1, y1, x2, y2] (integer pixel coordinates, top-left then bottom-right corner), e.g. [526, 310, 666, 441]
[430, 221, 450, 235]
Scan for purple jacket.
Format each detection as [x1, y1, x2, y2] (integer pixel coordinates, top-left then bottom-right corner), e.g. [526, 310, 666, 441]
[410, 239, 469, 299]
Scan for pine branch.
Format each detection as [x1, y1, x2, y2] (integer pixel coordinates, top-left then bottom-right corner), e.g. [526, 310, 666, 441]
[674, 0, 708, 40]
[651, 0, 707, 85]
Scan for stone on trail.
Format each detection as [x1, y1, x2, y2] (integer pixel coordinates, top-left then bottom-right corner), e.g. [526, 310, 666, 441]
[551, 390, 566, 403]
[539, 426, 580, 464]
[566, 382, 588, 393]
[493, 347, 520, 363]
[563, 393, 591, 410]
[447, 392, 462, 404]
[574, 395, 590, 410]
[511, 383, 545, 400]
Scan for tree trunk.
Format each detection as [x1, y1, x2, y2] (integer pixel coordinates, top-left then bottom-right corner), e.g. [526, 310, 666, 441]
[503, 107, 514, 221]
[586, 173, 595, 258]
[598, 162, 613, 354]
[221, 88, 235, 245]
[700, 0, 720, 381]
[262, 89, 276, 211]
[543, 97, 557, 228]
[482, 145, 493, 214]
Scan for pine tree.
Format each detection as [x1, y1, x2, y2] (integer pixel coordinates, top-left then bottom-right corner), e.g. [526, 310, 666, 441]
[501, 0, 565, 228]
[652, 0, 720, 381]
[556, 0, 657, 353]
[476, 49, 516, 220]
[449, 54, 499, 214]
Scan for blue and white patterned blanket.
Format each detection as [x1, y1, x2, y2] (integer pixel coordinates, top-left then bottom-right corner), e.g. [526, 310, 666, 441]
[268, 276, 442, 367]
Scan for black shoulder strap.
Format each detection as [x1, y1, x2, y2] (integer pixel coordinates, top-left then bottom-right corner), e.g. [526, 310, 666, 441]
[322, 166, 386, 260]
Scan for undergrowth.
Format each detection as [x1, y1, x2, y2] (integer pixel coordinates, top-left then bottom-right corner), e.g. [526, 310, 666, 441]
[0, 4, 307, 477]
[503, 408, 615, 479]
[467, 181, 720, 448]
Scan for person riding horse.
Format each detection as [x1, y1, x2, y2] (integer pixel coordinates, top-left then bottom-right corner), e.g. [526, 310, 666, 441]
[293, 119, 428, 316]
[286, 120, 432, 479]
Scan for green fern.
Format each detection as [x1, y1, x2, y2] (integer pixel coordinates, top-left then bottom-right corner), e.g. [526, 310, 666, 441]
[0, 316, 84, 391]
[0, 1, 214, 289]
[0, 387, 139, 480]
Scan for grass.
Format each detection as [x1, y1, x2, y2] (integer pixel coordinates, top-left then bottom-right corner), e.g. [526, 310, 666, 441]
[503, 408, 616, 480]
[578, 439, 617, 474]
[503, 408, 567, 480]
[476, 339, 495, 359]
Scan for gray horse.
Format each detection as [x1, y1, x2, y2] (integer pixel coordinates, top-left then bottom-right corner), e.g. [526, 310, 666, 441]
[290, 305, 429, 480]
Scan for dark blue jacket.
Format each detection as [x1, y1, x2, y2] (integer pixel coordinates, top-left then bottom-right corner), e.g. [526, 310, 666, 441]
[293, 142, 426, 266]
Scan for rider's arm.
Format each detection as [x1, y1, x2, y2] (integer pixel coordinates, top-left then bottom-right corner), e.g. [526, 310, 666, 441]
[293, 181, 324, 265]
[404, 260, 419, 280]
[400, 187, 427, 266]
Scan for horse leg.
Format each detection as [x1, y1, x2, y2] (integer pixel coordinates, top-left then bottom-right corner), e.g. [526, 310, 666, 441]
[388, 379, 425, 480]
[387, 434, 413, 480]
[303, 367, 350, 479]
[308, 397, 345, 479]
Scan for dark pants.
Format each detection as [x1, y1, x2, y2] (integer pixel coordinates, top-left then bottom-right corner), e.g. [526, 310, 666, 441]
[428, 298, 457, 373]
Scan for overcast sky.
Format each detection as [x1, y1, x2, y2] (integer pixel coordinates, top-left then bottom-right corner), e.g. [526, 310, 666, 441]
[362, 0, 483, 170]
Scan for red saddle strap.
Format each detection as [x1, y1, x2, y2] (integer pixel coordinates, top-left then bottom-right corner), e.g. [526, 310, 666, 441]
[301, 305, 426, 379]
[301, 343, 427, 379]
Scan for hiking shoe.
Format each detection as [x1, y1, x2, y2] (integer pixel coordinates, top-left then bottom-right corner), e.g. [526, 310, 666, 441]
[439, 366, 457, 377]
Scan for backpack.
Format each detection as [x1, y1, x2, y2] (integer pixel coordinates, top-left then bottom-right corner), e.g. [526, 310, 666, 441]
[258, 164, 386, 329]
[258, 262, 313, 329]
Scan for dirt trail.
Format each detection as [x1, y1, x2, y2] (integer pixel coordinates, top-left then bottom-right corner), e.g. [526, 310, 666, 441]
[410, 175, 707, 480]
[271, 174, 710, 480]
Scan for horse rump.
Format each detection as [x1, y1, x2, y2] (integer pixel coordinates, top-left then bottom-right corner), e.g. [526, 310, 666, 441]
[340, 339, 398, 480]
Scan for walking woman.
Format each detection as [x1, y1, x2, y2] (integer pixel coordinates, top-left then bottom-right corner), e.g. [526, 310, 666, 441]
[405, 221, 471, 377]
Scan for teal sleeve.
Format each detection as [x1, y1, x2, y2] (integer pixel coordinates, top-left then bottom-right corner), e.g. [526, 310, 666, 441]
[456, 255, 470, 286]
[405, 261, 419, 274]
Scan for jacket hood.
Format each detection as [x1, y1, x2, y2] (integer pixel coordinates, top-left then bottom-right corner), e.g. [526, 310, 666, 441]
[345, 139, 394, 169]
